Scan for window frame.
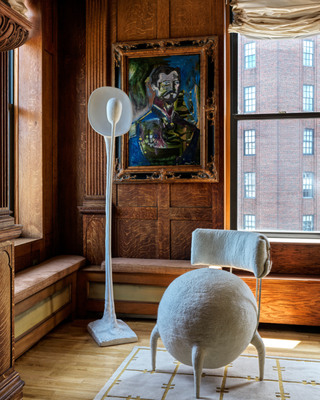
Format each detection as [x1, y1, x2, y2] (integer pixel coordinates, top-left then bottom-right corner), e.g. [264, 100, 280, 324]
[244, 129, 256, 156]
[303, 215, 314, 231]
[244, 172, 256, 198]
[303, 39, 314, 67]
[244, 86, 256, 113]
[244, 214, 255, 230]
[244, 42, 256, 69]
[303, 172, 314, 198]
[303, 84, 314, 112]
[230, 32, 320, 238]
[303, 128, 314, 155]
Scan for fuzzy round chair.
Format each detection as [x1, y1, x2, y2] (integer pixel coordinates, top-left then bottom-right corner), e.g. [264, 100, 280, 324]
[151, 229, 271, 398]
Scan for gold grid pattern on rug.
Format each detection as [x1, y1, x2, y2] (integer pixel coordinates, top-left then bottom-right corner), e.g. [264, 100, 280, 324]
[98, 347, 320, 400]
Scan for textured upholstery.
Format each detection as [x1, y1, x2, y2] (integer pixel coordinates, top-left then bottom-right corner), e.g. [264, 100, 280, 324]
[191, 228, 271, 278]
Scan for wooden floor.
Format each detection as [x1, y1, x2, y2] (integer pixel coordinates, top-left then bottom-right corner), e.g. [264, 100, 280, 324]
[15, 319, 320, 400]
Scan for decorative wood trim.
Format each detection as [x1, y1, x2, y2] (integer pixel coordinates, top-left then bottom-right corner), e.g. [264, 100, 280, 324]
[0, 51, 8, 209]
[0, 1, 32, 52]
[0, 241, 24, 398]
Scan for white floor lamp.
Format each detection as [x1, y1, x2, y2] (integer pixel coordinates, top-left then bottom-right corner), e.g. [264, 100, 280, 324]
[87, 87, 138, 346]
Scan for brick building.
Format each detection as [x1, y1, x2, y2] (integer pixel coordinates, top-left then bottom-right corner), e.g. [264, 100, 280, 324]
[237, 35, 320, 232]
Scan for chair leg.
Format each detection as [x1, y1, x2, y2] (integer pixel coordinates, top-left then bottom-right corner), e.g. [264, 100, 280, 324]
[250, 330, 265, 380]
[192, 345, 206, 399]
[150, 324, 160, 371]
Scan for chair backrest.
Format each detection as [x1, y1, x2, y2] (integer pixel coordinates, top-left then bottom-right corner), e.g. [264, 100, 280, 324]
[191, 229, 271, 279]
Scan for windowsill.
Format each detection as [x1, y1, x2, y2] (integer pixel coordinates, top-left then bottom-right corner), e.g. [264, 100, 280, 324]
[14, 237, 42, 247]
[268, 237, 320, 244]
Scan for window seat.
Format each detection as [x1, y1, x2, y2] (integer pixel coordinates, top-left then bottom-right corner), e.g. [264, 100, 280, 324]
[14, 255, 86, 358]
[78, 258, 320, 327]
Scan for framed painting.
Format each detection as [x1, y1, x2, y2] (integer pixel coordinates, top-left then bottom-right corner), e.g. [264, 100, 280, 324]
[112, 37, 219, 182]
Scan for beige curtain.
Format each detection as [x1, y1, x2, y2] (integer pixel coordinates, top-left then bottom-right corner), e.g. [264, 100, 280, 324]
[229, 0, 320, 39]
[8, 0, 28, 16]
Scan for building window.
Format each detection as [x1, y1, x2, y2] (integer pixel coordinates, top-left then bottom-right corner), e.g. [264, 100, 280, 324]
[303, 128, 314, 155]
[244, 172, 256, 198]
[244, 129, 255, 155]
[244, 86, 256, 113]
[303, 40, 314, 67]
[303, 215, 314, 231]
[244, 42, 256, 69]
[303, 172, 314, 198]
[303, 85, 314, 111]
[244, 215, 255, 230]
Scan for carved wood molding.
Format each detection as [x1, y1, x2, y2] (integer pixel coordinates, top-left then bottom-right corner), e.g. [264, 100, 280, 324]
[0, 1, 32, 51]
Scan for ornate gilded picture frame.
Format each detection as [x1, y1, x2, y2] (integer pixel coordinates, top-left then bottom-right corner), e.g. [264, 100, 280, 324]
[112, 37, 219, 183]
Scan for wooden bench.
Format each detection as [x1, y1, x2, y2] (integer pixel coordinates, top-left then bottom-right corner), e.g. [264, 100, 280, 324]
[14, 255, 85, 358]
[78, 258, 320, 326]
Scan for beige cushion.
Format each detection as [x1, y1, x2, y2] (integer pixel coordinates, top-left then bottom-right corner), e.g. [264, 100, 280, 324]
[191, 229, 271, 278]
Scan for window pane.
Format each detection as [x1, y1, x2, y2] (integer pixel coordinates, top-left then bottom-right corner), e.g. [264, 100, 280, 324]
[303, 215, 314, 231]
[237, 119, 320, 232]
[303, 40, 314, 67]
[303, 128, 314, 155]
[244, 214, 255, 230]
[244, 42, 256, 69]
[238, 36, 320, 114]
[244, 129, 255, 155]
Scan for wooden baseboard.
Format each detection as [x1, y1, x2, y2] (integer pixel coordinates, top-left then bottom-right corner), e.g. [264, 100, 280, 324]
[15, 304, 72, 359]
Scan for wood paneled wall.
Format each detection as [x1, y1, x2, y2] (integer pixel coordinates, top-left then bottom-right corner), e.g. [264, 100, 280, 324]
[14, 0, 58, 270]
[76, 0, 225, 264]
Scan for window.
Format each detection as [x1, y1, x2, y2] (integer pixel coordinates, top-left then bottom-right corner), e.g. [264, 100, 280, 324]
[231, 34, 320, 235]
[303, 85, 314, 111]
[244, 129, 255, 155]
[244, 172, 255, 198]
[303, 128, 314, 155]
[244, 42, 256, 69]
[244, 215, 255, 230]
[244, 86, 256, 113]
[303, 215, 314, 231]
[303, 40, 314, 67]
[303, 172, 314, 198]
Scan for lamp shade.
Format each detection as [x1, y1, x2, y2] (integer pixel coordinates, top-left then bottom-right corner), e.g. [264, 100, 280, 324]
[88, 86, 133, 137]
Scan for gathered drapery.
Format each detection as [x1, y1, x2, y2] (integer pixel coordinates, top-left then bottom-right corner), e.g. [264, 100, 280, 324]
[8, 0, 27, 16]
[229, 0, 320, 39]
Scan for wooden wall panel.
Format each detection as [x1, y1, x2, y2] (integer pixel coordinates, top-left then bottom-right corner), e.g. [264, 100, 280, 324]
[171, 220, 213, 260]
[84, 216, 105, 266]
[117, 184, 157, 207]
[171, 184, 212, 208]
[117, 220, 158, 258]
[77, 0, 225, 263]
[58, 0, 86, 255]
[270, 243, 320, 275]
[43, 51, 54, 238]
[117, 0, 158, 42]
[0, 251, 11, 373]
[18, 1, 43, 239]
[244, 277, 320, 326]
[169, 0, 214, 38]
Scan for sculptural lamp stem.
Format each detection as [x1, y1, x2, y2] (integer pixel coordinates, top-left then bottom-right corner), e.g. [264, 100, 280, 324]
[87, 98, 138, 346]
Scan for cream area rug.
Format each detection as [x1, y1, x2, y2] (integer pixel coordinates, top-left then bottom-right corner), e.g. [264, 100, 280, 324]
[94, 346, 320, 400]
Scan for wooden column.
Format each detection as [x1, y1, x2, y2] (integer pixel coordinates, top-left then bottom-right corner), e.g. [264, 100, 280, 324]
[86, 0, 108, 199]
[0, 241, 24, 399]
